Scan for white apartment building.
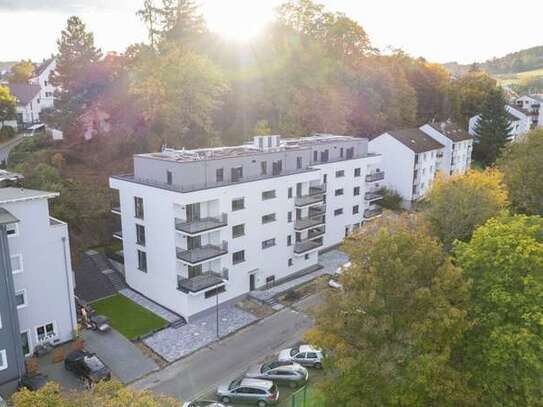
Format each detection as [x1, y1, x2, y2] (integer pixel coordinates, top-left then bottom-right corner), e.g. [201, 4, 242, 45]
[110, 135, 384, 321]
[369, 128, 444, 205]
[29, 59, 56, 111]
[0, 187, 76, 387]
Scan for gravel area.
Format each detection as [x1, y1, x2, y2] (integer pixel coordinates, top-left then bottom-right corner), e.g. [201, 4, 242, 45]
[143, 304, 257, 362]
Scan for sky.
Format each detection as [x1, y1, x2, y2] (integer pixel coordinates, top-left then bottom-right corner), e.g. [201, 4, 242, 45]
[1, 0, 542, 64]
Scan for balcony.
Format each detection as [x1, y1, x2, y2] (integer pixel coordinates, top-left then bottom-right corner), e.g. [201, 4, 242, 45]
[176, 241, 228, 265]
[364, 191, 383, 201]
[295, 215, 325, 231]
[113, 230, 123, 240]
[364, 207, 383, 220]
[177, 268, 228, 294]
[295, 184, 326, 207]
[175, 213, 228, 235]
[294, 238, 323, 255]
[365, 171, 385, 182]
[308, 226, 325, 239]
[111, 206, 121, 215]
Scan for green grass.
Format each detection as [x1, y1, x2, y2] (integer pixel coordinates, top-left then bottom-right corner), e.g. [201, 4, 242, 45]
[90, 294, 167, 340]
[495, 67, 543, 86]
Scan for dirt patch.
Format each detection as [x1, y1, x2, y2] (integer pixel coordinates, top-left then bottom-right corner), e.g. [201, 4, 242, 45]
[278, 277, 328, 307]
[236, 298, 275, 319]
[134, 341, 168, 369]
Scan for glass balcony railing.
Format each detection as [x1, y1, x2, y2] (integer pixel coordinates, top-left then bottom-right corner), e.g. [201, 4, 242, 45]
[365, 171, 385, 182]
[295, 184, 326, 207]
[177, 268, 228, 293]
[176, 241, 228, 265]
[175, 213, 228, 235]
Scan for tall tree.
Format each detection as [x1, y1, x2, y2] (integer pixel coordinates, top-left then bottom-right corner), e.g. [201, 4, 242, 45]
[498, 129, 543, 215]
[0, 85, 16, 126]
[424, 169, 509, 250]
[307, 215, 474, 406]
[473, 88, 512, 165]
[7, 60, 34, 84]
[454, 215, 543, 406]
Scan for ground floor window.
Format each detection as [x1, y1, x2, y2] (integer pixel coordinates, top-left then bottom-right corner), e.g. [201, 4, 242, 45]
[21, 331, 30, 356]
[36, 322, 56, 343]
[0, 349, 7, 371]
[15, 290, 27, 309]
[266, 275, 275, 288]
[204, 285, 226, 299]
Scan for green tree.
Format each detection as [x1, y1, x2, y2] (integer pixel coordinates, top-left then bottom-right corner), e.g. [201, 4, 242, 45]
[473, 87, 512, 165]
[0, 85, 16, 126]
[376, 186, 402, 211]
[454, 215, 543, 406]
[254, 120, 272, 135]
[424, 169, 509, 250]
[498, 129, 543, 215]
[7, 60, 34, 84]
[307, 215, 474, 406]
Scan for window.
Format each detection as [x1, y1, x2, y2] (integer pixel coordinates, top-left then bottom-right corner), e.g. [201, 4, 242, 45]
[261, 161, 267, 175]
[233, 250, 245, 264]
[0, 349, 6, 371]
[313, 151, 318, 162]
[287, 235, 292, 246]
[6, 223, 17, 237]
[334, 208, 343, 216]
[36, 322, 55, 342]
[232, 224, 245, 238]
[288, 258, 293, 267]
[216, 168, 224, 182]
[288, 187, 293, 199]
[353, 205, 359, 214]
[21, 332, 30, 356]
[354, 168, 361, 177]
[335, 188, 344, 196]
[205, 285, 226, 299]
[136, 224, 146, 246]
[323, 174, 327, 184]
[166, 170, 172, 185]
[335, 170, 345, 178]
[340, 147, 344, 158]
[231, 166, 243, 182]
[266, 276, 275, 288]
[296, 156, 302, 169]
[15, 290, 27, 309]
[232, 198, 245, 211]
[134, 197, 144, 219]
[320, 150, 329, 162]
[137, 250, 147, 272]
[287, 211, 292, 223]
[354, 186, 360, 196]
[262, 238, 276, 249]
[262, 190, 276, 200]
[10, 254, 22, 274]
[346, 147, 354, 159]
[272, 160, 282, 175]
[262, 213, 276, 224]
[304, 254, 310, 260]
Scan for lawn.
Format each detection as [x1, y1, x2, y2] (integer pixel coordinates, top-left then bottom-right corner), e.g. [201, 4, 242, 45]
[495, 67, 543, 86]
[91, 294, 167, 340]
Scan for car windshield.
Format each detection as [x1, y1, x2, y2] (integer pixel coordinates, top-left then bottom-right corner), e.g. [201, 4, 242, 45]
[261, 362, 274, 373]
[84, 355, 105, 372]
[290, 346, 300, 357]
[229, 378, 242, 390]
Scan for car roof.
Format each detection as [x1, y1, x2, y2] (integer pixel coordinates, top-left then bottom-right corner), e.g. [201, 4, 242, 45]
[299, 345, 318, 353]
[240, 378, 274, 389]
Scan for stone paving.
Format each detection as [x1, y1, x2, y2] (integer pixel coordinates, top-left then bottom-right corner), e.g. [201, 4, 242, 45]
[118, 288, 182, 324]
[143, 304, 257, 362]
[249, 249, 349, 302]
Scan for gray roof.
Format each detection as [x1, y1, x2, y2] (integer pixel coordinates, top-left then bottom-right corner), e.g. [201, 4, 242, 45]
[427, 122, 473, 142]
[34, 58, 54, 77]
[0, 207, 19, 225]
[8, 83, 41, 105]
[386, 128, 445, 153]
[0, 187, 58, 204]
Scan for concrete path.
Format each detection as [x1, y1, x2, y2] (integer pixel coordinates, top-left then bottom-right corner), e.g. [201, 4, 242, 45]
[82, 329, 158, 384]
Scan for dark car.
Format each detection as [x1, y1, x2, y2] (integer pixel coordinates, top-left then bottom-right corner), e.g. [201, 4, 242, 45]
[64, 350, 111, 384]
[18, 373, 50, 391]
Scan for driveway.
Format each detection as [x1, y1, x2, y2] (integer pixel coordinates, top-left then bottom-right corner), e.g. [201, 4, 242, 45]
[82, 329, 158, 384]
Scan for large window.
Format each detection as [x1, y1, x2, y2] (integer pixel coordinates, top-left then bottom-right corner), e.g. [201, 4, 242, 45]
[261, 161, 267, 175]
[134, 197, 144, 219]
[166, 170, 173, 185]
[15, 290, 27, 309]
[232, 224, 245, 238]
[0, 349, 6, 371]
[21, 331, 30, 356]
[262, 213, 276, 224]
[272, 160, 283, 175]
[296, 157, 302, 169]
[137, 250, 147, 272]
[334, 208, 343, 216]
[216, 168, 224, 182]
[262, 238, 276, 249]
[10, 254, 23, 274]
[136, 224, 146, 246]
[353, 205, 359, 214]
[232, 198, 245, 211]
[232, 250, 245, 265]
[353, 186, 360, 196]
[354, 168, 361, 177]
[36, 322, 56, 343]
[335, 188, 344, 196]
[231, 166, 243, 182]
[262, 190, 276, 200]
[335, 170, 345, 178]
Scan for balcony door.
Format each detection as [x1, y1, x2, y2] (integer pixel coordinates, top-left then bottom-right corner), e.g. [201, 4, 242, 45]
[186, 203, 201, 222]
[187, 235, 202, 250]
[188, 265, 202, 278]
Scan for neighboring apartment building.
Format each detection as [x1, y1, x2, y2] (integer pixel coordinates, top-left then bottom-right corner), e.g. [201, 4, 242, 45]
[369, 128, 444, 205]
[110, 134, 384, 321]
[29, 58, 56, 110]
[0, 187, 76, 388]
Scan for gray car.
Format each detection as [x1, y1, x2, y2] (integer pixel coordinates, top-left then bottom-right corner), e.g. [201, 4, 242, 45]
[245, 360, 308, 388]
[217, 377, 279, 406]
[183, 401, 228, 407]
[278, 344, 324, 368]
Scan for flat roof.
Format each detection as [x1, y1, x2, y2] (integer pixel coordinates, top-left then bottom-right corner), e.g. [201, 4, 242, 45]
[0, 187, 58, 204]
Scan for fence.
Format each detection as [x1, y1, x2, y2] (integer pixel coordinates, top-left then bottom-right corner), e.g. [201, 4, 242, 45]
[283, 385, 325, 407]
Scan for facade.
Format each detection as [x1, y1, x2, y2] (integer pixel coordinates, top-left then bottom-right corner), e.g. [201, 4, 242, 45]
[29, 59, 57, 111]
[0, 188, 76, 387]
[110, 135, 384, 321]
[369, 128, 444, 204]
[8, 84, 42, 126]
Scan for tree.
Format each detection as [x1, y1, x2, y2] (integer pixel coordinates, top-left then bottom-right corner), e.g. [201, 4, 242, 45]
[472, 87, 512, 165]
[498, 129, 543, 215]
[424, 169, 509, 250]
[454, 215, 543, 406]
[12, 380, 182, 406]
[376, 186, 402, 211]
[7, 60, 34, 84]
[0, 85, 16, 126]
[307, 215, 474, 406]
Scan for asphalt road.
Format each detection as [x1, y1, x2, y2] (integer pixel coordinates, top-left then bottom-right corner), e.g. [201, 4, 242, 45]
[132, 299, 317, 403]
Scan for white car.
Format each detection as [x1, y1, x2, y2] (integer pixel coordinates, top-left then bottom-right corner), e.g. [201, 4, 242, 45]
[328, 261, 351, 289]
[183, 401, 228, 407]
[278, 345, 324, 369]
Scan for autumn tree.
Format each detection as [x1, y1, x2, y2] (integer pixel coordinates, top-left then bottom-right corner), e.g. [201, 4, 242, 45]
[307, 215, 474, 406]
[497, 129, 543, 215]
[454, 215, 543, 406]
[424, 169, 509, 250]
[0, 85, 16, 126]
[7, 60, 34, 84]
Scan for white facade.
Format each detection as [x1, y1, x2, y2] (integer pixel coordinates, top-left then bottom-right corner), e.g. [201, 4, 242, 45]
[29, 59, 56, 110]
[0, 188, 76, 356]
[110, 135, 384, 321]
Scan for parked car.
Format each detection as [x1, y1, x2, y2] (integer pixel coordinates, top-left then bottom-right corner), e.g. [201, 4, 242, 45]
[0, 393, 6, 407]
[89, 314, 111, 332]
[18, 373, 50, 391]
[246, 360, 308, 388]
[64, 350, 111, 384]
[217, 377, 279, 406]
[328, 261, 351, 289]
[278, 345, 324, 368]
[183, 401, 228, 407]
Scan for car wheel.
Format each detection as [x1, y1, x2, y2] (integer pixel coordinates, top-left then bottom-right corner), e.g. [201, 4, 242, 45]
[221, 396, 231, 403]
[314, 362, 322, 369]
[257, 401, 268, 407]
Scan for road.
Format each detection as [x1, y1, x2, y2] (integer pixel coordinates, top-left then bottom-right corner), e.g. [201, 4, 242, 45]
[132, 294, 321, 402]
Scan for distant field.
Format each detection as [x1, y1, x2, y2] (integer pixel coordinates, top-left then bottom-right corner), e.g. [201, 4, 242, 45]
[495, 67, 543, 86]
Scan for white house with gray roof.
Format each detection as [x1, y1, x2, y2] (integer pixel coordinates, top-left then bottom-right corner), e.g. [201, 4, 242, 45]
[110, 134, 384, 321]
[8, 83, 42, 126]
[29, 58, 56, 111]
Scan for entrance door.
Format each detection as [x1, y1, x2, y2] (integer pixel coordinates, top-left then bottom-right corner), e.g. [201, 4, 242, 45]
[249, 274, 256, 291]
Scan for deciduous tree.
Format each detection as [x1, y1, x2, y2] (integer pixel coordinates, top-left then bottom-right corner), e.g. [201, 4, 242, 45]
[0, 85, 16, 126]
[7, 60, 34, 84]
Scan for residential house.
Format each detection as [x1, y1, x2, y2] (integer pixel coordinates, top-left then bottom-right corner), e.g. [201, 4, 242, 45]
[29, 59, 56, 111]
[8, 83, 42, 126]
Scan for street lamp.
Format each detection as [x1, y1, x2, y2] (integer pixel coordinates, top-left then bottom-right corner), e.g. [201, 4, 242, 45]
[216, 288, 220, 338]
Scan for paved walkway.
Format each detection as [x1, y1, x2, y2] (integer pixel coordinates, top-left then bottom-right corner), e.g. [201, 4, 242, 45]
[74, 253, 117, 302]
[143, 305, 257, 362]
[118, 288, 181, 324]
[249, 249, 348, 303]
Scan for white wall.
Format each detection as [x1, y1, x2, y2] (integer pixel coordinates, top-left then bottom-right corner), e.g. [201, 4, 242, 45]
[29, 60, 56, 110]
[420, 124, 472, 176]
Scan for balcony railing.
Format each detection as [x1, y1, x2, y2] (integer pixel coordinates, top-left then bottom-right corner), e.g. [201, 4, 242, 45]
[364, 207, 383, 220]
[294, 238, 323, 254]
[364, 191, 383, 201]
[307, 226, 326, 239]
[295, 184, 327, 207]
[113, 230, 123, 240]
[295, 215, 325, 231]
[176, 241, 228, 265]
[175, 213, 228, 235]
[365, 171, 385, 182]
[308, 204, 326, 217]
[111, 206, 121, 215]
[177, 268, 228, 293]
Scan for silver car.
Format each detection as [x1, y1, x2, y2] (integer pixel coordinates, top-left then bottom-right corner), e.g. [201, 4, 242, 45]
[217, 377, 279, 406]
[246, 360, 308, 388]
[278, 344, 324, 368]
[183, 402, 228, 407]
